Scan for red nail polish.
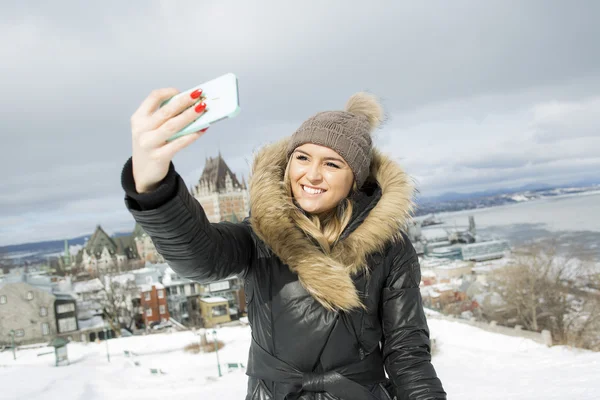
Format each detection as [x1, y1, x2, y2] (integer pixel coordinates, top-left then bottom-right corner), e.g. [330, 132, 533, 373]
[194, 103, 206, 113]
[200, 128, 209, 132]
[190, 89, 202, 99]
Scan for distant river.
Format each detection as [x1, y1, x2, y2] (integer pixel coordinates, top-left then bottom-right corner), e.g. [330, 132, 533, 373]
[416, 192, 600, 260]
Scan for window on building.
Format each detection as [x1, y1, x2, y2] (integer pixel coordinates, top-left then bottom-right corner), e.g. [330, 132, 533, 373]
[146, 308, 152, 317]
[15, 329, 24, 337]
[144, 292, 151, 301]
[211, 305, 228, 317]
[0, 295, 6, 304]
[27, 291, 34, 300]
[57, 303, 75, 314]
[158, 290, 164, 299]
[58, 317, 77, 333]
[190, 284, 196, 294]
[41, 323, 49, 336]
[159, 305, 166, 314]
[40, 306, 48, 317]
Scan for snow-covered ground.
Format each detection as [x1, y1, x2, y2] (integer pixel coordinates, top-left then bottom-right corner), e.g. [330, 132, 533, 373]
[1, 319, 598, 400]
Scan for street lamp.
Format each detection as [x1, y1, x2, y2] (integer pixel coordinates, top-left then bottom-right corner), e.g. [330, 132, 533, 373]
[8, 330, 15, 360]
[103, 324, 111, 363]
[213, 329, 222, 377]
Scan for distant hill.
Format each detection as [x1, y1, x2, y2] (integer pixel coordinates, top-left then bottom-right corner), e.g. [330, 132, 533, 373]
[414, 182, 599, 216]
[0, 231, 133, 257]
[418, 182, 556, 204]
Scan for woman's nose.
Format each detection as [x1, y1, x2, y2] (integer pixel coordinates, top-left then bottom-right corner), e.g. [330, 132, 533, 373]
[306, 163, 323, 182]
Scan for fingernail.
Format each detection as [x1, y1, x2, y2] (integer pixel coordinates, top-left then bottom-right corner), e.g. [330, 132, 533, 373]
[200, 128, 209, 132]
[194, 102, 206, 113]
[190, 89, 203, 99]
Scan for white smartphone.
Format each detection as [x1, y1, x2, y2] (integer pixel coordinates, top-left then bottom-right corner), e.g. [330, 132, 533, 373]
[163, 72, 240, 142]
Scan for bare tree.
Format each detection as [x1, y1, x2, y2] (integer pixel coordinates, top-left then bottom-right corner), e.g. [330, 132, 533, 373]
[98, 272, 140, 336]
[490, 241, 600, 350]
[562, 272, 600, 351]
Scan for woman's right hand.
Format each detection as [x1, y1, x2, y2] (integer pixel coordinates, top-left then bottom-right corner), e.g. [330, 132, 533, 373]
[129, 88, 208, 193]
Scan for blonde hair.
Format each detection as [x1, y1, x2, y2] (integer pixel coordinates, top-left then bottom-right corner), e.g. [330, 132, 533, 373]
[284, 160, 357, 253]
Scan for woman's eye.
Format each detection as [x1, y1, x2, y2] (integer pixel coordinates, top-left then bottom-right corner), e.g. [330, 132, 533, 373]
[326, 162, 340, 169]
[296, 155, 308, 161]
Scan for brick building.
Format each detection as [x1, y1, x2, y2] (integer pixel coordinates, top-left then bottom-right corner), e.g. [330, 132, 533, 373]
[139, 283, 169, 326]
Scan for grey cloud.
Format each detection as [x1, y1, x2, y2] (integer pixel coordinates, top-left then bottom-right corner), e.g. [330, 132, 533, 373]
[2, 1, 600, 245]
[415, 156, 600, 196]
[531, 98, 600, 143]
[0, 162, 123, 216]
[459, 142, 600, 171]
[461, 154, 531, 170]
[0, 206, 135, 246]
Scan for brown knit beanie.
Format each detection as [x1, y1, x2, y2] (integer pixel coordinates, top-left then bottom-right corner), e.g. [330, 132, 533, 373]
[286, 92, 384, 188]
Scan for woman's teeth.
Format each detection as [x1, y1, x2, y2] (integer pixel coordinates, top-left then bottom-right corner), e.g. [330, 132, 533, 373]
[303, 185, 324, 194]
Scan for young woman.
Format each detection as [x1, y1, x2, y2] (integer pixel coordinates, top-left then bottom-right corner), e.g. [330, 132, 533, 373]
[121, 88, 446, 400]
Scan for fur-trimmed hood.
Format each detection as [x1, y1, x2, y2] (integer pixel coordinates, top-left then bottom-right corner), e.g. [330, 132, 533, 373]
[248, 138, 414, 312]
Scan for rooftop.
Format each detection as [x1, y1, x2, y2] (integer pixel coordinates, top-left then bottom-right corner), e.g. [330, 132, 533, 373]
[196, 153, 245, 193]
[139, 283, 165, 292]
[131, 267, 155, 275]
[54, 292, 77, 301]
[200, 296, 228, 304]
[72, 278, 104, 293]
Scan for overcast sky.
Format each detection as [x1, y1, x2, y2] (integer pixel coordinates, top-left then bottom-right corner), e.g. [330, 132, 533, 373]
[1, 1, 600, 246]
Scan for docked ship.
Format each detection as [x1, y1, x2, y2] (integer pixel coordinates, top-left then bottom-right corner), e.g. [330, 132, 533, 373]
[408, 215, 510, 262]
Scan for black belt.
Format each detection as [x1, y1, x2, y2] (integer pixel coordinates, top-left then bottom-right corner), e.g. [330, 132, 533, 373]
[246, 339, 386, 400]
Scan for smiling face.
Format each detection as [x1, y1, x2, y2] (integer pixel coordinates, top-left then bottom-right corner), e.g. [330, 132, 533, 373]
[288, 143, 355, 214]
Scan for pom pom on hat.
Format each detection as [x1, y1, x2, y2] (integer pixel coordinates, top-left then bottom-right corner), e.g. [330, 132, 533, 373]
[344, 92, 383, 131]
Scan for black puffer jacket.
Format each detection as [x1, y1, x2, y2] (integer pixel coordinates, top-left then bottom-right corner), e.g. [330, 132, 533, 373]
[121, 139, 446, 400]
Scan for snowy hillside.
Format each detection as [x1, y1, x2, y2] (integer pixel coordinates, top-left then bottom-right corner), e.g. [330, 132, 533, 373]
[1, 319, 598, 400]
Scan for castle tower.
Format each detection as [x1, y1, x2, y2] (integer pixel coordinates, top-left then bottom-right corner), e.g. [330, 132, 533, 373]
[191, 153, 250, 223]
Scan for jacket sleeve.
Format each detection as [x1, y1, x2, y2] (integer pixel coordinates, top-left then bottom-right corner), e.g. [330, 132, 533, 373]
[121, 157, 253, 283]
[381, 234, 446, 400]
